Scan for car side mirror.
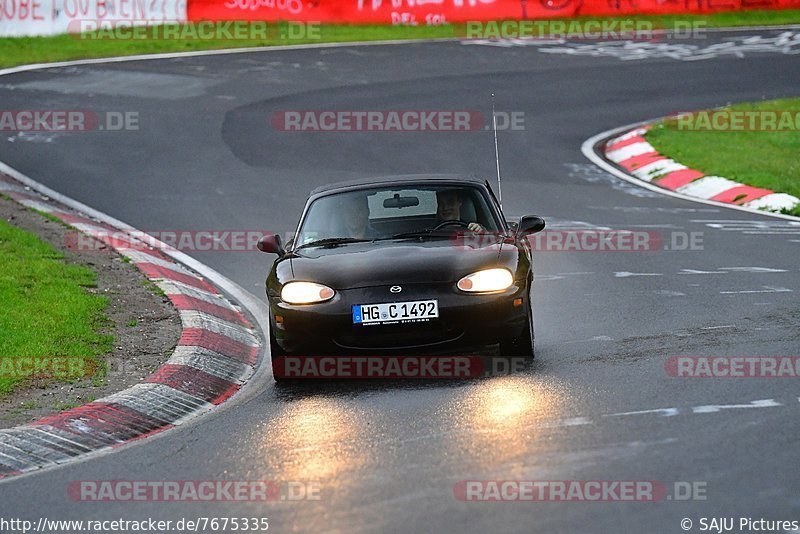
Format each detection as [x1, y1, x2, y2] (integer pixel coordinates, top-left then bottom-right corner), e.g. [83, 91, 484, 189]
[517, 215, 546, 236]
[257, 233, 285, 255]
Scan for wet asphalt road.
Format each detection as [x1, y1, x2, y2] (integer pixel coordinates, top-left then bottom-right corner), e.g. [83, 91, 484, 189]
[0, 30, 799, 533]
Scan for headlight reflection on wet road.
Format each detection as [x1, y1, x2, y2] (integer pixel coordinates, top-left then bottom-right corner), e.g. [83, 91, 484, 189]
[268, 397, 367, 482]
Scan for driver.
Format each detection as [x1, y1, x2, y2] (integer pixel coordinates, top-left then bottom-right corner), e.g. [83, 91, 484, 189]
[435, 190, 484, 232]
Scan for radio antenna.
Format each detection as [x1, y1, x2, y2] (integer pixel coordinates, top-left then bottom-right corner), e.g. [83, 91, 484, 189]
[491, 93, 503, 209]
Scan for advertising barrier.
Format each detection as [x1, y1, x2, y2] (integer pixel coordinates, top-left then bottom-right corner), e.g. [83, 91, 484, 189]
[0, 0, 186, 36]
[187, 0, 800, 26]
[3, 0, 800, 56]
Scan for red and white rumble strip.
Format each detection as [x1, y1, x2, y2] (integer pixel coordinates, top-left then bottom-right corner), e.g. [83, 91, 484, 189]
[0, 175, 261, 480]
[603, 125, 800, 214]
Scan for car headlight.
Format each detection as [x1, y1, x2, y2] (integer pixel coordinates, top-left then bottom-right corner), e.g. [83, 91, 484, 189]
[281, 281, 335, 304]
[457, 268, 514, 293]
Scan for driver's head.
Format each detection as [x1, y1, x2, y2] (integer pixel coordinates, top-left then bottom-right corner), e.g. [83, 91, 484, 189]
[436, 190, 462, 221]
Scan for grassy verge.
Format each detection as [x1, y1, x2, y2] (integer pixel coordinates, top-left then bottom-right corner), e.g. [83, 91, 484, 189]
[647, 97, 800, 216]
[0, 219, 112, 396]
[1, 10, 800, 69]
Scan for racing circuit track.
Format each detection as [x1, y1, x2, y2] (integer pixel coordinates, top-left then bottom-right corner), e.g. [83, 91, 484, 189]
[1, 29, 799, 532]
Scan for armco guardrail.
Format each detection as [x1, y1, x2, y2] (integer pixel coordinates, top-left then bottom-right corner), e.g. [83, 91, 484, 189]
[3, 0, 800, 37]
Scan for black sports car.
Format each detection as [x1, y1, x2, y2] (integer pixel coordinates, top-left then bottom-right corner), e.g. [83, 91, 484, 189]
[258, 174, 545, 379]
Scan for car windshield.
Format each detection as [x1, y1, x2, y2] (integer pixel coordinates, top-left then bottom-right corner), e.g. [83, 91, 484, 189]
[295, 184, 501, 248]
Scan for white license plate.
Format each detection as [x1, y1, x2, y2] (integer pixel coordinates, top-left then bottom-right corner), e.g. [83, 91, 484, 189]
[353, 300, 439, 325]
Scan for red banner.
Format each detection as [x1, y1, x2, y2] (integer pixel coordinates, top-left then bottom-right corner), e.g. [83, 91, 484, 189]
[188, 0, 800, 25]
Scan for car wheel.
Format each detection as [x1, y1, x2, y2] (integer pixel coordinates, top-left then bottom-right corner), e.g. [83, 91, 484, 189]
[500, 299, 535, 359]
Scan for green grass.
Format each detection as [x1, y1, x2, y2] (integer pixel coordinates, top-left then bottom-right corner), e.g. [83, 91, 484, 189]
[647, 97, 800, 216]
[30, 208, 70, 226]
[0, 219, 112, 396]
[141, 279, 166, 298]
[1, 10, 799, 68]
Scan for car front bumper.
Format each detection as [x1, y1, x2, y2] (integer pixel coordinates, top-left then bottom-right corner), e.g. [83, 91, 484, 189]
[269, 281, 529, 355]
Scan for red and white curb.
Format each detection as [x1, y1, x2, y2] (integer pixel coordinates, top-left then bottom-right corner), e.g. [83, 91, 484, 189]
[603, 125, 800, 214]
[0, 174, 263, 480]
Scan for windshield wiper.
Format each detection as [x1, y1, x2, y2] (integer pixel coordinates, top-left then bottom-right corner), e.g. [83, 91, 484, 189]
[294, 237, 373, 250]
[390, 229, 458, 239]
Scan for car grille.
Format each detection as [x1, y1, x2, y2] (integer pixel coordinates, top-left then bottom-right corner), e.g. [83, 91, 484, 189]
[334, 322, 463, 351]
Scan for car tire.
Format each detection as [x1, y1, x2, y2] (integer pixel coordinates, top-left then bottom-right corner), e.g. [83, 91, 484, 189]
[500, 298, 535, 359]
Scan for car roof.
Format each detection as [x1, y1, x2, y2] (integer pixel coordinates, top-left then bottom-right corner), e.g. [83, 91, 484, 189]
[309, 174, 487, 196]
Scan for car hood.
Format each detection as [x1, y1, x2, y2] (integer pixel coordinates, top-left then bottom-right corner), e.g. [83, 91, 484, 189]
[284, 237, 509, 289]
